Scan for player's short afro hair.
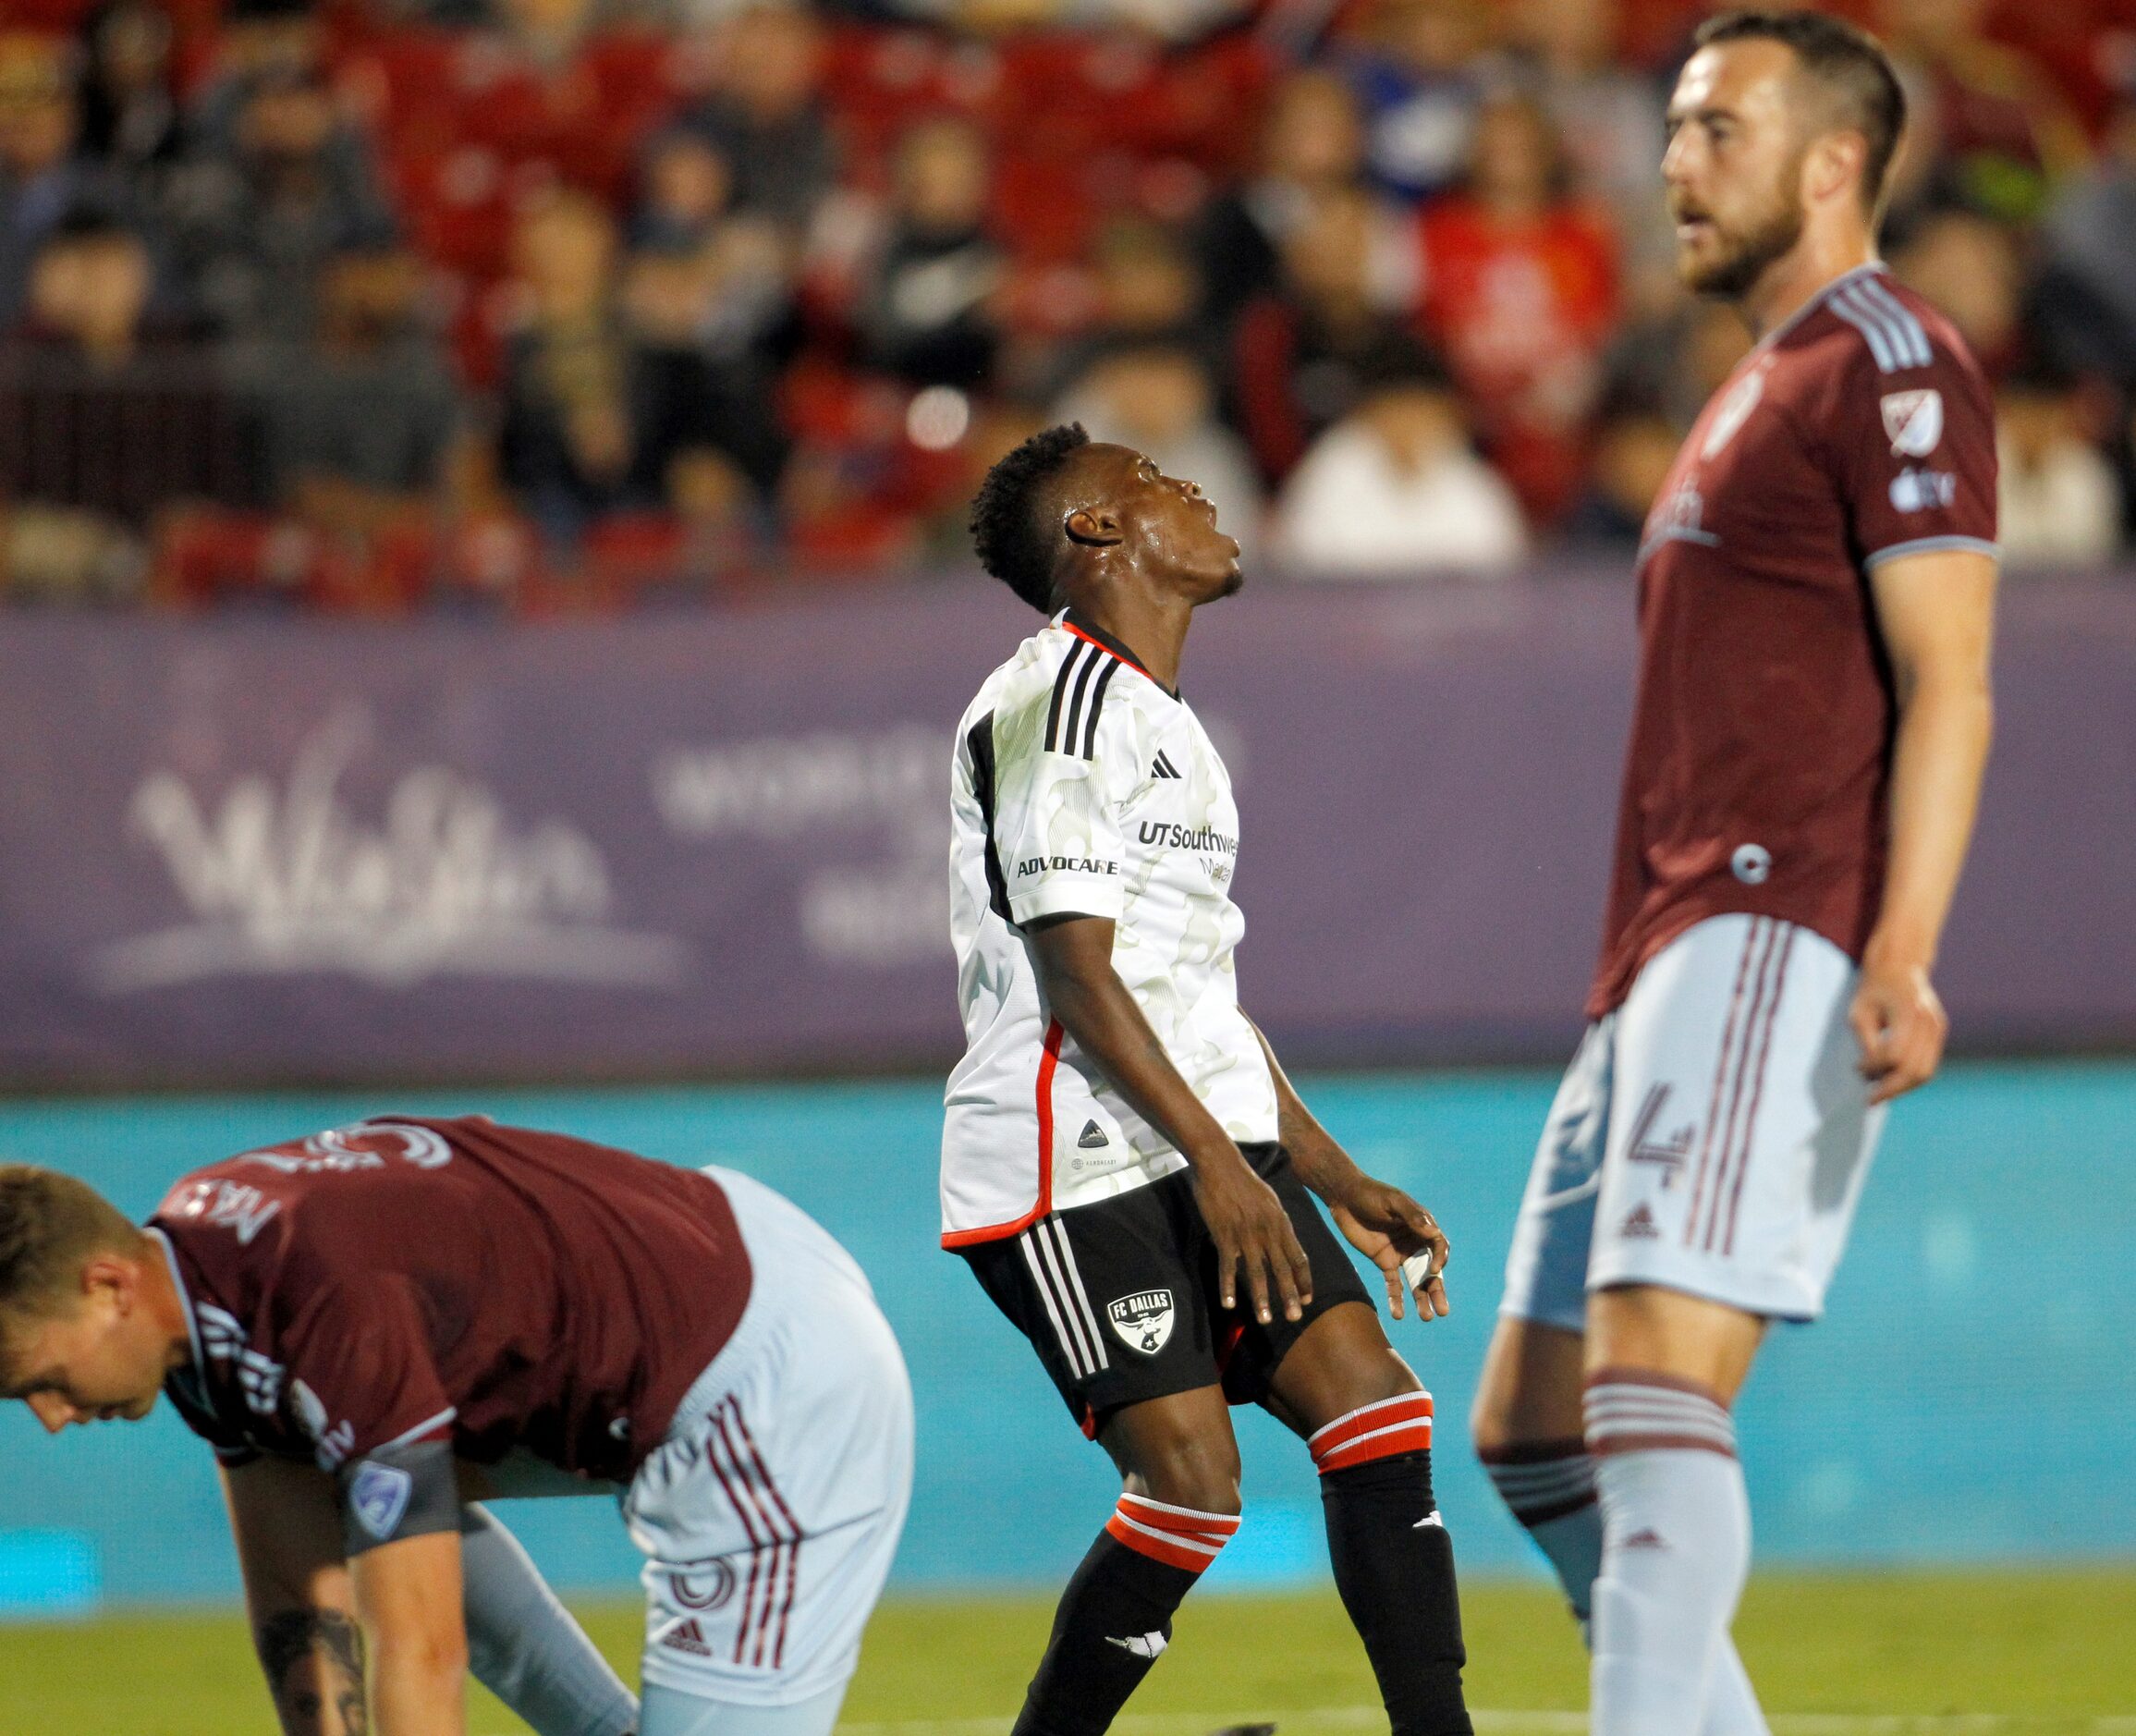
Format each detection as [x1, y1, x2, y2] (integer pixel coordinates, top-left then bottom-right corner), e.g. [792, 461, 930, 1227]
[970, 422, 1091, 613]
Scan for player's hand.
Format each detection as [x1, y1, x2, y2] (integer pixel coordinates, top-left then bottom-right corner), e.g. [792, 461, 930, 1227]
[1849, 954, 1947, 1105]
[1330, 1181, 1451, 1323]
[1190, 1146, 1313, 1326]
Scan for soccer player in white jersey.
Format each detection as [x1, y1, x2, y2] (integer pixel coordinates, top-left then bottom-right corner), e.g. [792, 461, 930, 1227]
[944, 424, 1472, 1736]
[1468, 14, 2000, 1735]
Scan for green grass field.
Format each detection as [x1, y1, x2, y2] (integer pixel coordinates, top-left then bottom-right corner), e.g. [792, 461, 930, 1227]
[3, 1572, 2130, 1734]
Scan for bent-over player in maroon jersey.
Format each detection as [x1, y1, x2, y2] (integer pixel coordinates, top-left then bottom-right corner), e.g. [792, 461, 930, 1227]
[0, 1117, 912, 1736]
[1467, 14, 1998, 1736]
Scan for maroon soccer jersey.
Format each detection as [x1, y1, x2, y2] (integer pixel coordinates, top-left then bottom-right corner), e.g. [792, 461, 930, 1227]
[1589, 265, 1997, 1017]
[148, 1116, 751, 1483]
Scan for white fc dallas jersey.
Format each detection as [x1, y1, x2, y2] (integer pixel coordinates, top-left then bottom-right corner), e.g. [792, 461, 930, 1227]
[940, 608, 1278, 1247]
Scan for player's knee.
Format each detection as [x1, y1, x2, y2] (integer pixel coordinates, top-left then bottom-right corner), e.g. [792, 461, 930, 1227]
[1128, 1432, 1242, 1516]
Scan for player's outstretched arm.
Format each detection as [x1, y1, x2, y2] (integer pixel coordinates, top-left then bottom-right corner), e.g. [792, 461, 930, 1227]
[1026, 911, 1314, 1326]
[1859, 547, 1998, 1104]
[222, 1457, 371, 1736]
[351, 1528, 470, 1736]
[1249, 1019, 1452, 1323]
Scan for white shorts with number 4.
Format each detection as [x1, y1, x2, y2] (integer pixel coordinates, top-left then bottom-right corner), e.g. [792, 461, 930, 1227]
[1501, 913, 1886, 1327]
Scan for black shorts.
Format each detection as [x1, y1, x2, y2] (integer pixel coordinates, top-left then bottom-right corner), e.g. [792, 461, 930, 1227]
[959, 1143, 1373, 1436]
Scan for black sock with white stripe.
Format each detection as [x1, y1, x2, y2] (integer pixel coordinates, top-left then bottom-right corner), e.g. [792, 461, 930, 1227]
[1010, 1496, 1234, 1736]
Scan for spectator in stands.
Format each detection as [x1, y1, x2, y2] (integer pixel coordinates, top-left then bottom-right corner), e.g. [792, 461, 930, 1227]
[630, 129, 799, 388]
[1055, 341, 1263, 557]
[1560, 382, 1678, 549]
[1192, 68, 1369, 332]
[171, 66, 397, 344]
[1996, 360, 2123, 569]
[1338, 0, 1491, 203]
[75, 1, 182, 185]
[1892, 205, 2023, 379]
[1272, 350, 1526, 577]
[669, 2, 836, 238]
[498, 191, 772, 542]
[1874, 0, 2087, 226]
[1417, 84, 1617, 524]
[252, 248, 468, 555]
[1505, 0, 1671, 312]
[1599, 292, 1752, 440]
[854, 116, 1003, 391]
[1230, 184, 1430, 484]
[0, 33, 124, 328]
[0, 213, 253, 601]
[2042, 92, 2136, 386]
[1044, 216, 1206, 400]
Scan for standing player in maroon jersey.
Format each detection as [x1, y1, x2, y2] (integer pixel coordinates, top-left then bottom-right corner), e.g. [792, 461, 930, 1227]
[0, 1117, 913, 1736]
[1468, 14, 1997, 1736]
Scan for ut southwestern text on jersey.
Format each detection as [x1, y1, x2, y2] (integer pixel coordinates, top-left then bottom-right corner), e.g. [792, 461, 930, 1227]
[1135, 822, 1239, 854]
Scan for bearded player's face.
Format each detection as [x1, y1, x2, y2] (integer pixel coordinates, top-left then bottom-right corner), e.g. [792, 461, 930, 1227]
[1662, 41, 1813, 300]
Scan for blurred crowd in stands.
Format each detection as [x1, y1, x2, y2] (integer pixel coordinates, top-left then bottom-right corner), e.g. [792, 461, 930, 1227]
[1, 0, 2133, 607]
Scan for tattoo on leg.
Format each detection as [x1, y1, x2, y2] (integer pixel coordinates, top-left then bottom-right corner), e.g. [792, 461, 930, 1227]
[258, 1609, 369, 1736]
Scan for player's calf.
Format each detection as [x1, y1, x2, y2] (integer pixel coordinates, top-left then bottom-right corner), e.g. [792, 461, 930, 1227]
[1011, 1491, 1240, 1736]
[1584, 1367, 1752, 1736]
[1311, 1392, 1472, 1736]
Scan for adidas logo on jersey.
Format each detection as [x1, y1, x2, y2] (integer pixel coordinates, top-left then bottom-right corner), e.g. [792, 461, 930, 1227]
[1077, 1120, 1109, 1149]
[1107, 1631, 1168, 1658]
[1151, 750, 1181, 779]
[660, 1619, 714, 1657]
[1618, 1204, 1661, 1240]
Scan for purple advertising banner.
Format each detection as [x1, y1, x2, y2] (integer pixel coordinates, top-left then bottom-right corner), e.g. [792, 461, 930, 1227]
[2, 574, 2132, 1086]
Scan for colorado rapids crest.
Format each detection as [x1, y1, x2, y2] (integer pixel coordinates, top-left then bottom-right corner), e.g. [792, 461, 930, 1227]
[1108, 1290, 1176, 1355]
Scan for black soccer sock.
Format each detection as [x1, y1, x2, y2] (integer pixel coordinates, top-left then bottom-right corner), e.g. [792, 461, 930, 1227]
[1312, 1395, 1473, 1736]
[1011, 1494, 1238, 1736]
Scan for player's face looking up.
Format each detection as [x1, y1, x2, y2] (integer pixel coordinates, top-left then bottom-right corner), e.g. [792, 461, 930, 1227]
[1059, 443, 1242, 605]
[1663, 39, 1867, 301]
[0, 1253, 172, 1430]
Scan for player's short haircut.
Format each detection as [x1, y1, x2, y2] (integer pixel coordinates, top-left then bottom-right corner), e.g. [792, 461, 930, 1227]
[1695, 9, 1907, 213]
[0, 1167, 140, 1360]
[970, 422, 1092, 614]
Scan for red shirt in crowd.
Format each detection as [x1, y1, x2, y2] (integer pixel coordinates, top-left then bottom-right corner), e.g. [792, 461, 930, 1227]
[150, 1115, 751, 1483]
[1589, 265, 1998, 1018]
[1416, 196, 1618, 523]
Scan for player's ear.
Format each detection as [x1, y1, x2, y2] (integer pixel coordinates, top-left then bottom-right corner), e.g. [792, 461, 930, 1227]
[1063, 507, 1123, 548]
[1804, 128, 1863, 208]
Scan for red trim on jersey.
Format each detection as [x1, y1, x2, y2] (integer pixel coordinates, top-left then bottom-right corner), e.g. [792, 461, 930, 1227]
[940, 1018, 1067, 1250]
[1061, 620, 1153, 684]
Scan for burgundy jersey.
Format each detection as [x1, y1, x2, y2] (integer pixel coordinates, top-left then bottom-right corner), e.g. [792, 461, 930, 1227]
[148, 1116, 751, 1484]
[1589, 265, 1997, 1017]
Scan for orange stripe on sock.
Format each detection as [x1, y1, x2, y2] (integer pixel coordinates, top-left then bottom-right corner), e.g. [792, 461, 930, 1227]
[1105, 1497, 1238, 1572]
[1310, 1392, 1434, 1473]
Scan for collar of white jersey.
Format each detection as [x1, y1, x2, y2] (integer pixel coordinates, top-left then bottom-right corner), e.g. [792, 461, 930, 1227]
[1754, 260, 1891, 353]
[1054, 608, 1177, 699]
